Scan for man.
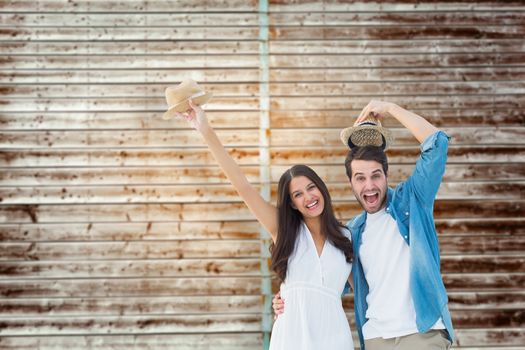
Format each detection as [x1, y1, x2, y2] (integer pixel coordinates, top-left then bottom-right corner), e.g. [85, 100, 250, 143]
[273, 100, 454, 349]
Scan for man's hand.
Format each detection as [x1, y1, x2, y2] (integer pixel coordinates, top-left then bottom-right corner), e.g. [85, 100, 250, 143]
[357, 100, 438, 143]
[355, 100, 396, 124]
[272, 291, 284, 320]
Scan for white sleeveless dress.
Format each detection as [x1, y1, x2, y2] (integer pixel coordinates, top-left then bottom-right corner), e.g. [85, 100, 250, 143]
[269, 223, 354, 350]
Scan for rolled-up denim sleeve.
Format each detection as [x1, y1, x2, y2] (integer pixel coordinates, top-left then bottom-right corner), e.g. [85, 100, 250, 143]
[408, 131, 450, 205]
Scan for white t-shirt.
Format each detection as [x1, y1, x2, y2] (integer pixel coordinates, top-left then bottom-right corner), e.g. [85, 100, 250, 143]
[359, 208, 445, 339]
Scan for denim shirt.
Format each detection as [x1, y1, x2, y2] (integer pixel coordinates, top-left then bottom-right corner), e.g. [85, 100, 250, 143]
[346, 131, 454, 349]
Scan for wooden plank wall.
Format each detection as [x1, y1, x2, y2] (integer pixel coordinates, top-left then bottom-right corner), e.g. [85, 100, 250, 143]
[0, 0, 524, 349]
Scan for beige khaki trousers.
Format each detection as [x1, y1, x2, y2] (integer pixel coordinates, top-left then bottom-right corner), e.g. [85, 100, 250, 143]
[365, 330, 452, 350]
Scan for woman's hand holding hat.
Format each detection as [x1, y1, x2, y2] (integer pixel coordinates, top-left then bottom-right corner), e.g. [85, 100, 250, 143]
[175, 99, 210, 133]
[162, 78, 212, 120]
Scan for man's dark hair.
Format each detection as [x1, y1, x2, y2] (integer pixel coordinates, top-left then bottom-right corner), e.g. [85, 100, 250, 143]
[344, 145, 389, 180]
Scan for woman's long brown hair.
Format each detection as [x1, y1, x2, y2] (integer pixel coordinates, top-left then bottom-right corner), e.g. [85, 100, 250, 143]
[270, 165, 353, 282]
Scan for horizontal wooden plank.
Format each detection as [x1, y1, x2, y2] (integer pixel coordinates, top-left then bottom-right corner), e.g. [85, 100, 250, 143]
[3, 0, 524, 13]
[0, 166, 260, 185]
[436, 219, 525, 237]
[0, 259, 261, 278]
[0, 13, 259, 26]
[0, 148, 262, 167]
[270, 26, 525, 40]
[0, 314, 262, 335]
[1, 127, 523, 149]
[272, 146, 525, 164]
[0, 184, 248, 204]
[0, 83, 260, 98]
[3, 291, 524, 318]
[268, 81, 525, 96]
[270, 39, 525, 54]
[0, 310, 522, 336]
[2, 145, 522, 168]
[0, 200, 522, 224]
[452, 309, 525, 328]
[0, 221, 262, 241]
[1, 273, 524, 298]
[0, 295, 263, 316]
[268, 1, 525, 12]
[0, 334, 263, 350]
[270, 53, 525, 68]
[444, 273, 525, 291]
[441, 255, 525, 274]
[270, 109, 525, 128]
[0, 41, 260, 55]
[4, 68, 525, 85]
[0, 69, 260, 84]
[447, 291, 525, 310]
[0, 129, 259, 148]
[0, 55, 261, 69]
[269, 12, 525, 26]
[5, 53, 524, 70]
[0, 277, 262, 297]
[0, 111, 261, 130]
[0, 240, 260, 260]
[3, 12, 524, 27]
[2, 163, 522, 187]
[0, 27, 260, 41]
[440, 235, 525, 254]
[0, 69, 261, 84]
[270, 67, 525, 82]
[0, 96, 259, 112]
[1, 254, 521, 275]
[270, 95, 525, 111]
[1, 181, 523, 204]
[4, 39, 523, 55]
[2, 218, 522, 242]
[0, 219, 522, 242]
[2, 98, 524, 119]
[3, 82, 523, 104]
[1, 332, 524, 350]
[454, 328, 525, 346]
[0, 0, 259, 12]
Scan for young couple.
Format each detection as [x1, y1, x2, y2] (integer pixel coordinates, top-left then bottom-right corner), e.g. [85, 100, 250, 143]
[168, 81, 454, 350]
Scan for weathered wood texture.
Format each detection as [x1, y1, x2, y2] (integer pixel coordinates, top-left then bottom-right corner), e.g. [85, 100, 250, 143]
[1, 0, 524, 349]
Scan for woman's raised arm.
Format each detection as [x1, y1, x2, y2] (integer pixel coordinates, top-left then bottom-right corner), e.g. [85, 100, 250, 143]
[177, 100, 278, 241]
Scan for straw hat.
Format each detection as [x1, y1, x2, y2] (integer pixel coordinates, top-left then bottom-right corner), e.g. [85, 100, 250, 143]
[162, 79, 213, 120]
[340, 116, 394, 150]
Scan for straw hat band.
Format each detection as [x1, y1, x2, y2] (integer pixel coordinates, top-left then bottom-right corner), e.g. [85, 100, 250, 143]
[356, 122, 377, 127]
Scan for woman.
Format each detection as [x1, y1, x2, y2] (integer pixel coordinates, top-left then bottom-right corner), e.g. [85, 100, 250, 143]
[177, 100, 354, 349]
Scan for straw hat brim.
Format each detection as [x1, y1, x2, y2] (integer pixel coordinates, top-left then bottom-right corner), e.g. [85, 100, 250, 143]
[340, 125, 394, 150]
[162, 92, 213, 120]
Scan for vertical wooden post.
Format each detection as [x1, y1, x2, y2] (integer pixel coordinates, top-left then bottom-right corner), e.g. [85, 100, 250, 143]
[258, 0, 272, 348]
